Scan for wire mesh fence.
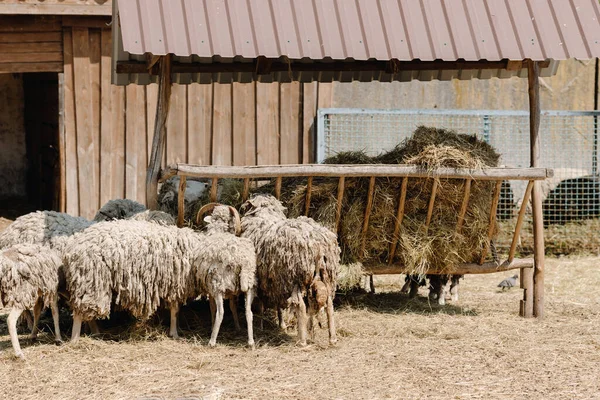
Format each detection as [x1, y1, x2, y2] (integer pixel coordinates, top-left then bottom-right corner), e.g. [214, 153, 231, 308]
[317, 108, 600, 256]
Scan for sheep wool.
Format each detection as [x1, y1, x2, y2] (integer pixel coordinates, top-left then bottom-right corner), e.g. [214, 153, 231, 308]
[128, 210, 176, 226]
[0, 244, 62, 310]
[93, 198, 146, 222]
[63, 220, 202, 321]
[0, 211, 92, 253]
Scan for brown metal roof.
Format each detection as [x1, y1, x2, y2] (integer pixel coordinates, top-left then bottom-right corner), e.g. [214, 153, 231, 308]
[113, 0, 600, 84]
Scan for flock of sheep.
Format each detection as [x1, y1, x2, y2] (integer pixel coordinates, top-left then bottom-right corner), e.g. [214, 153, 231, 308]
[0, 195, 339, 359]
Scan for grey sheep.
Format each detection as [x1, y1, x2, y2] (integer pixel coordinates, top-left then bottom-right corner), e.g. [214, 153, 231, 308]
[93, 198, 147, 222]
[195, 203, 257, 348]
[63, 220, 202, 341]
[240, 194, 339, 346]
[498, 274, 519, 290]
[0, 244, 63, 359]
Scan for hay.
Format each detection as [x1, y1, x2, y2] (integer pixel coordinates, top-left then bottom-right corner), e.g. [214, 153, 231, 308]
[336, 263, 367, 292]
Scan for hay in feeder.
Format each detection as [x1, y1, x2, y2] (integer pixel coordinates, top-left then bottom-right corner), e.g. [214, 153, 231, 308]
[337, 262, 367, 292]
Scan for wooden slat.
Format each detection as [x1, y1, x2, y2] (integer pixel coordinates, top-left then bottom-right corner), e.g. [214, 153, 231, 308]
[62, 28, 79, 215]
[100, 28, 125, 203]
[125, 84, 148, 204]
[520, 266, 534, 318]
[317, 82, 333, 109]
[424, 179, 439, 231]
[62, 16, 112, 27]
[256, 82, 280, 165]
[0, 15, 61, 32]
[89, 28, 101, 212]
[274, 177, 282, 199]
[169, 164, 552, 180]
[0, 42, 62, 53]
[0, 52, 62, 63]
[212, 83, 232, 165]
[177, 176, 186, 228]
[335, 177, 345, 232]
[166, 84, 188, 164]
[456, 178, 472, 233]
[305, 176, 313, 216]
[210, 177, 218, 202]
[72, 27, 97, 219]
[0, 62, 63, 73]
[242, 178, 250, 202]
[365, 258, 534, 275]
[388, 177, 408, 264]
[280, 82, 301, 164]
[360, 177, 376, 257]
[508, 180, 534, 262]
[58, 72, 66, 212]
[188, 83, 213, 165]
[479, 180, 504, 264]
[0, 31, 62, 43]
[232, 82, 256, 166]
[302, 82, 318, 164]
[0, 4, 112, 16]
[145, 84, 158, 163]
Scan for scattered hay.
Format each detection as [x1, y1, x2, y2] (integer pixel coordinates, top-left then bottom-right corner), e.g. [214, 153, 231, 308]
[336, 263, 367, 292]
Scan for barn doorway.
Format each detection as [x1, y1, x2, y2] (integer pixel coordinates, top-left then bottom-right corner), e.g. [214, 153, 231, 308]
[0, 72, 60, 228]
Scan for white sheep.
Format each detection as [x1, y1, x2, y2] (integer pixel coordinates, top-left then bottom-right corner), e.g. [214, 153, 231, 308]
[195, 203, 257, 348]
[240, 194, 339, 346]
[0, 244, 63, 359]
[63, 220, 202, 341]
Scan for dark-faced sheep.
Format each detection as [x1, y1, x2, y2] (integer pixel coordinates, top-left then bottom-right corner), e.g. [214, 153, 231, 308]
[240, 194, 340, 346]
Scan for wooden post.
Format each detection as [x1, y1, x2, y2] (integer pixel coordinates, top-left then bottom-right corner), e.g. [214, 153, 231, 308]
[479, 180, 503, 265]
[424, 179, 438, 232]
[335, 177, 345, 232]
[274, 176, 282, 200]
[508, 180, 534, 262]
[528, 59, 545, 318]
[388, 177, 408, 264]
[305, 176, 313, 216]
[210, 177, 218, 202]
[242, 178, 250, 202]
[146, 54, 172, 209]
[456, 178, 472, 233]
[520, 261, 534, 317]
[177, 175, 186, 228]
[360, 177, 376, 257]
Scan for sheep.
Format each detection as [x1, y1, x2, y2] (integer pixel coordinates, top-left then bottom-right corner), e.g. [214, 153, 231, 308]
[93, 198, 147, 222]
[0, 244, 63, 359]
[195, 203, 257, 347]
[402, 274, 462, 304]
[127, 210, 176, 226]
[240, 194, 339, 346]
[63, 220, 203, 342]
[158, 176, 210, 220]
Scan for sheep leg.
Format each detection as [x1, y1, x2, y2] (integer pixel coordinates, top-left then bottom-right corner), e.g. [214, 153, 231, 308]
[409, 279, 420, 298]
[71, 313, 83, 342]
[169, 303, 180, 339]
[277, 307, 287, 330]
[8, 308, 25, 359]
[50, 297, 62, 344]
[307, 305, 316, 341]
[257, 299, 265, 330]
[450, 276, 460, 302]
[369, 274, 375, 294]
[20, 310, 34, 331]
[245, 289, 255, 349]
[209, 296, 216, 326]
[326, 295, 337, 345]
[229, 296, 241, 331]
[400, 276, 411, 293]
[296, 299, 308, 347]
[88, 320, 100, 335]
[30, 298, 43, 340]
[208, 293, 224, 347]
[437, 277, 449, 306]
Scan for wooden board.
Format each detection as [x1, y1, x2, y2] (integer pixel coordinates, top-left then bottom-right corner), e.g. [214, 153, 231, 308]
[302, 82, 318, 163]
[166, 84, 188, 164]
[0, 15, 61, 32]
[0, 31, 62, 43]
[232, 82, 256, 166]
[212, 83, 232, 165]
[0, 42, 62, 52]
[279, 82, 301, 164]
[0, 62, 62, 73]
[187, 83, 213, 165]
[62, 28, 79, 215]
[256, 82, 280, 165]
[145, 84, 159, 164]
[125, 84, 147, 204]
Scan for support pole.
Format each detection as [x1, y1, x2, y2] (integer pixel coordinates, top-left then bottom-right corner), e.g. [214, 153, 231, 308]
[177, 176, 186, 228]
[528, 59, 545, 318]
[146, 55, 172, 209]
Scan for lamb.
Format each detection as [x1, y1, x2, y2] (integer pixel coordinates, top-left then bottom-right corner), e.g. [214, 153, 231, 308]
[0, 244, 63, 359]
[63, 220, 202, 342]
[240, 194, 339, 346]
[195, 203, 257, 348]
[93, 198, 147, 222]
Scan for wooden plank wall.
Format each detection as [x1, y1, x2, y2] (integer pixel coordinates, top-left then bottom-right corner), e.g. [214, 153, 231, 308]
[62, 26, 332, 219]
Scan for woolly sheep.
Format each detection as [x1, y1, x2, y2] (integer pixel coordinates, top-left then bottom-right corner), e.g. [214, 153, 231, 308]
[195, 203, 257, 347]
[240, 194, 339, 346]
[127, 209, 176, 226]
[0, 244, 63, 359]
[63, 220, 202, 341]
[158, 177, 210, 220]
[93, 198, 147, 222]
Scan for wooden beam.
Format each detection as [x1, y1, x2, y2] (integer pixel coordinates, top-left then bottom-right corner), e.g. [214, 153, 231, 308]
[0, 62, 63, 73]
[117, 59, 551, 75]
[242, 178, 250, 202]
[508, 180, 534, 262]
[480, 180, 503, 264]
[58, 72, 66, 212]
[365, 258, 534, 275]
[424, 179, 438, 232]
[335, 177, 345, 232]
[528, 59, 545, 319]
[0, 4, 111, 16]
[388, 177, 408, 264]
[456, 178, 472, 233]
[274, 177, 282, 200]
[305, 176, 313, 216]
[166, 164, 553, 180]
[360, 177, 376, 257]
[177, 176, 186, 228]
[520, 264, 534, 318]
[61, 16, 112, 28]
[210, 178, 218, 202]
[146, 55, 172, 209]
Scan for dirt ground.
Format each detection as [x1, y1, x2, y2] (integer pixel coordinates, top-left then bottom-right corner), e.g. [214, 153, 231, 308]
[0, 256, 598, 400]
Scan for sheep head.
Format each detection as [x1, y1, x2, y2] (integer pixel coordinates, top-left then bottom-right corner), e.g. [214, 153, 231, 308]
[240, 194, 286, 218]
[196, 203, 241, 235]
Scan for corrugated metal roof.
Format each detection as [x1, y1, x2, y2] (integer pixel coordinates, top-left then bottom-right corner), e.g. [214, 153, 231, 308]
[117, 0, 600, 60]
[113, 0, 600, 84]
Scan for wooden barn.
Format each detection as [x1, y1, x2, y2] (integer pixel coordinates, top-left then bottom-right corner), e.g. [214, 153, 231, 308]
[0, 0, 334, 219]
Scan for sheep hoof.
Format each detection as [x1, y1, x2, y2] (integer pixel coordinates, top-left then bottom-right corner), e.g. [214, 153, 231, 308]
[329, 339, 338, 346]
[248, 342, 256, 350]
[297, 340, 307, 347]
[14, 351, 25, 360]
[55, 339, 64, 346]
[208, 340, 217, 348]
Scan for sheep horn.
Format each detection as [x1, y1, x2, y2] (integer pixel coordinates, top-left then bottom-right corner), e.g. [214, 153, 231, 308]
[228, 206, 242, 236]
[195, 202, 220, 225]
